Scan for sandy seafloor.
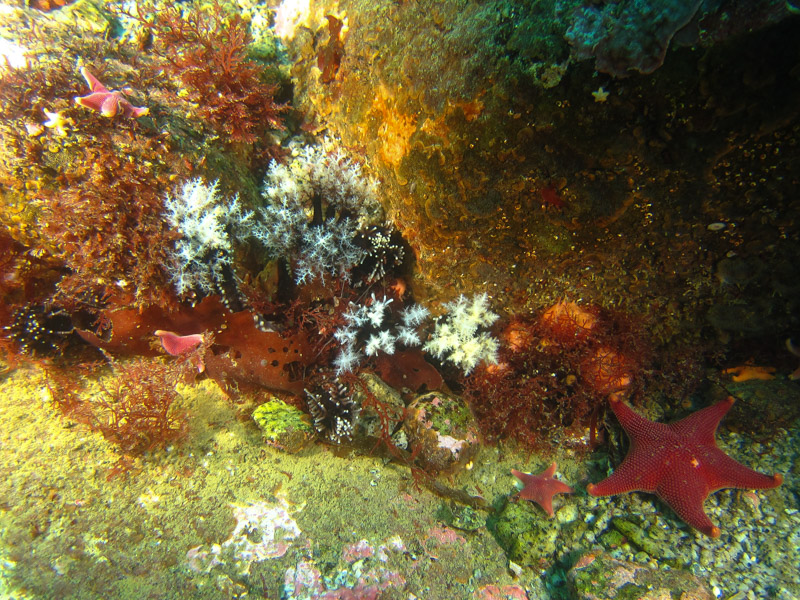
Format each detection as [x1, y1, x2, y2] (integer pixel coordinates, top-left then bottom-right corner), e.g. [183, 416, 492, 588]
[0, 364, 798, 600]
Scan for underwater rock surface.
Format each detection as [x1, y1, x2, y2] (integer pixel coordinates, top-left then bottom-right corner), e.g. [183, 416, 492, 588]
[0, 0, 799, 598]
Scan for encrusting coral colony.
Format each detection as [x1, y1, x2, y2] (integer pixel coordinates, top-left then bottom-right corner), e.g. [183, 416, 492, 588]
[0, 0, 798, 598]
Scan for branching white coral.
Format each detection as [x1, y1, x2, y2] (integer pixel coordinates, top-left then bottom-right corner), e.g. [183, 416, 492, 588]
[365, 329, 396, 357]
[332, 296, 429, 374]
[163, 178, 252, 297]
[332, 344, 362, 374]
[400, 304, 430, 328]
[366, 295, 393, 328]
[396, 326, 421, 347]
[423, 293, 500, 374]
[255, 142, 384, 284]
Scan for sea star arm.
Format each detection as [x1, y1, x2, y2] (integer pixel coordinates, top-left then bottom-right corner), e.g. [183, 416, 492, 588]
[655, 463, 720, 537]
[586, 449, 664, 496]
[607, 395, 672, 441]
[81, 67, 109, 93]
[669, 396, 735, 445]
[119, 97, 149, 118]
[75, 91, 112, 112]
[698, 446, 783, 492]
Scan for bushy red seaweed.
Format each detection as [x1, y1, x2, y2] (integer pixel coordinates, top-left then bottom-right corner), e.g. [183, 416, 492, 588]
[132, 0, 287, 151]
[464, 304, 652, 451]
[43, 358, 187, 456]
[93, 358, 188, 455]
[43, 145, 181, 312]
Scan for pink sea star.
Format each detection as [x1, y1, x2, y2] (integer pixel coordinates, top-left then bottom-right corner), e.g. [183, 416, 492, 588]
[74, 67, 149, 118]
[511, 461, 573, 518]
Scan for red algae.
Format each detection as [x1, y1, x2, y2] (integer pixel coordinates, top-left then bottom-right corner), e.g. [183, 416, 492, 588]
[538, 300, 599, 347]
[465, 305, 649, 451]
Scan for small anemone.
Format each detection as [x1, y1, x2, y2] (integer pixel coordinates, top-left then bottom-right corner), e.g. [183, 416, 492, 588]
[352, 223, 407, 285]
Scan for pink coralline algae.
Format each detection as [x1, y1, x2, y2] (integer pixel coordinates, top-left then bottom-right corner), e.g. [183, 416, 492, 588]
[74, 67, 149, 118]
[282, 536, 407, 600]
[475, 584, 530, 600]
[342, 539, 374, 562]
[425, 525, 467, 546]
[185, 497, 303, 575]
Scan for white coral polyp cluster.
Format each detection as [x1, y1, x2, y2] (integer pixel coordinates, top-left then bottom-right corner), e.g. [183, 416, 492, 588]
[163, 178, 251, 297]
[257, 142, 384, 284]
[423, 293, 500, 374]
[332, 295, 430, 374]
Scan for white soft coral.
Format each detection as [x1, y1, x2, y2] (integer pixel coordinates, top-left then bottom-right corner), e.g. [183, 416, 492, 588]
[163, 178, 251, 297]
[256, 141, 383, 284]
[423, 293, 500, 374]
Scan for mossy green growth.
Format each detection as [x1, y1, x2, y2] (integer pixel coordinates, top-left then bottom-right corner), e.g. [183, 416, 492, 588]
[415, 392, 476, 438]
[568, 551, 712, 599]
[253, 398, 314, 453]
[491, 498, 560, 566]
[435, 501, 485, 532]
[610, 517, 681, 567]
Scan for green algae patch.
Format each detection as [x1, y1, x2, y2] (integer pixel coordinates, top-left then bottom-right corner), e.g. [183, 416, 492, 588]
[253, 397, 314, 453]
[491, 497, 560, 567]
[436, 501, 485, 532]
[567, 551, 714, 600]
[610, 517, 680, 566]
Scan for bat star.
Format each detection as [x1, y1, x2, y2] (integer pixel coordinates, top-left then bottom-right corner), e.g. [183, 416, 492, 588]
[511, 461, 573, 518]
[587, 396, 783, 537]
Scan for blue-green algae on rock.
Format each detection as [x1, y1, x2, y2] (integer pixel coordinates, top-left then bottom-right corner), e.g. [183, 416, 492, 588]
[253, 398, 314, 453]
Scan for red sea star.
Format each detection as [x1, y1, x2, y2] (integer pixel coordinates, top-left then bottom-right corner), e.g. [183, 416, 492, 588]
[587, 396, 783, 537]
[74, 67, 149, 118]
[511, 462, 573, 518]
